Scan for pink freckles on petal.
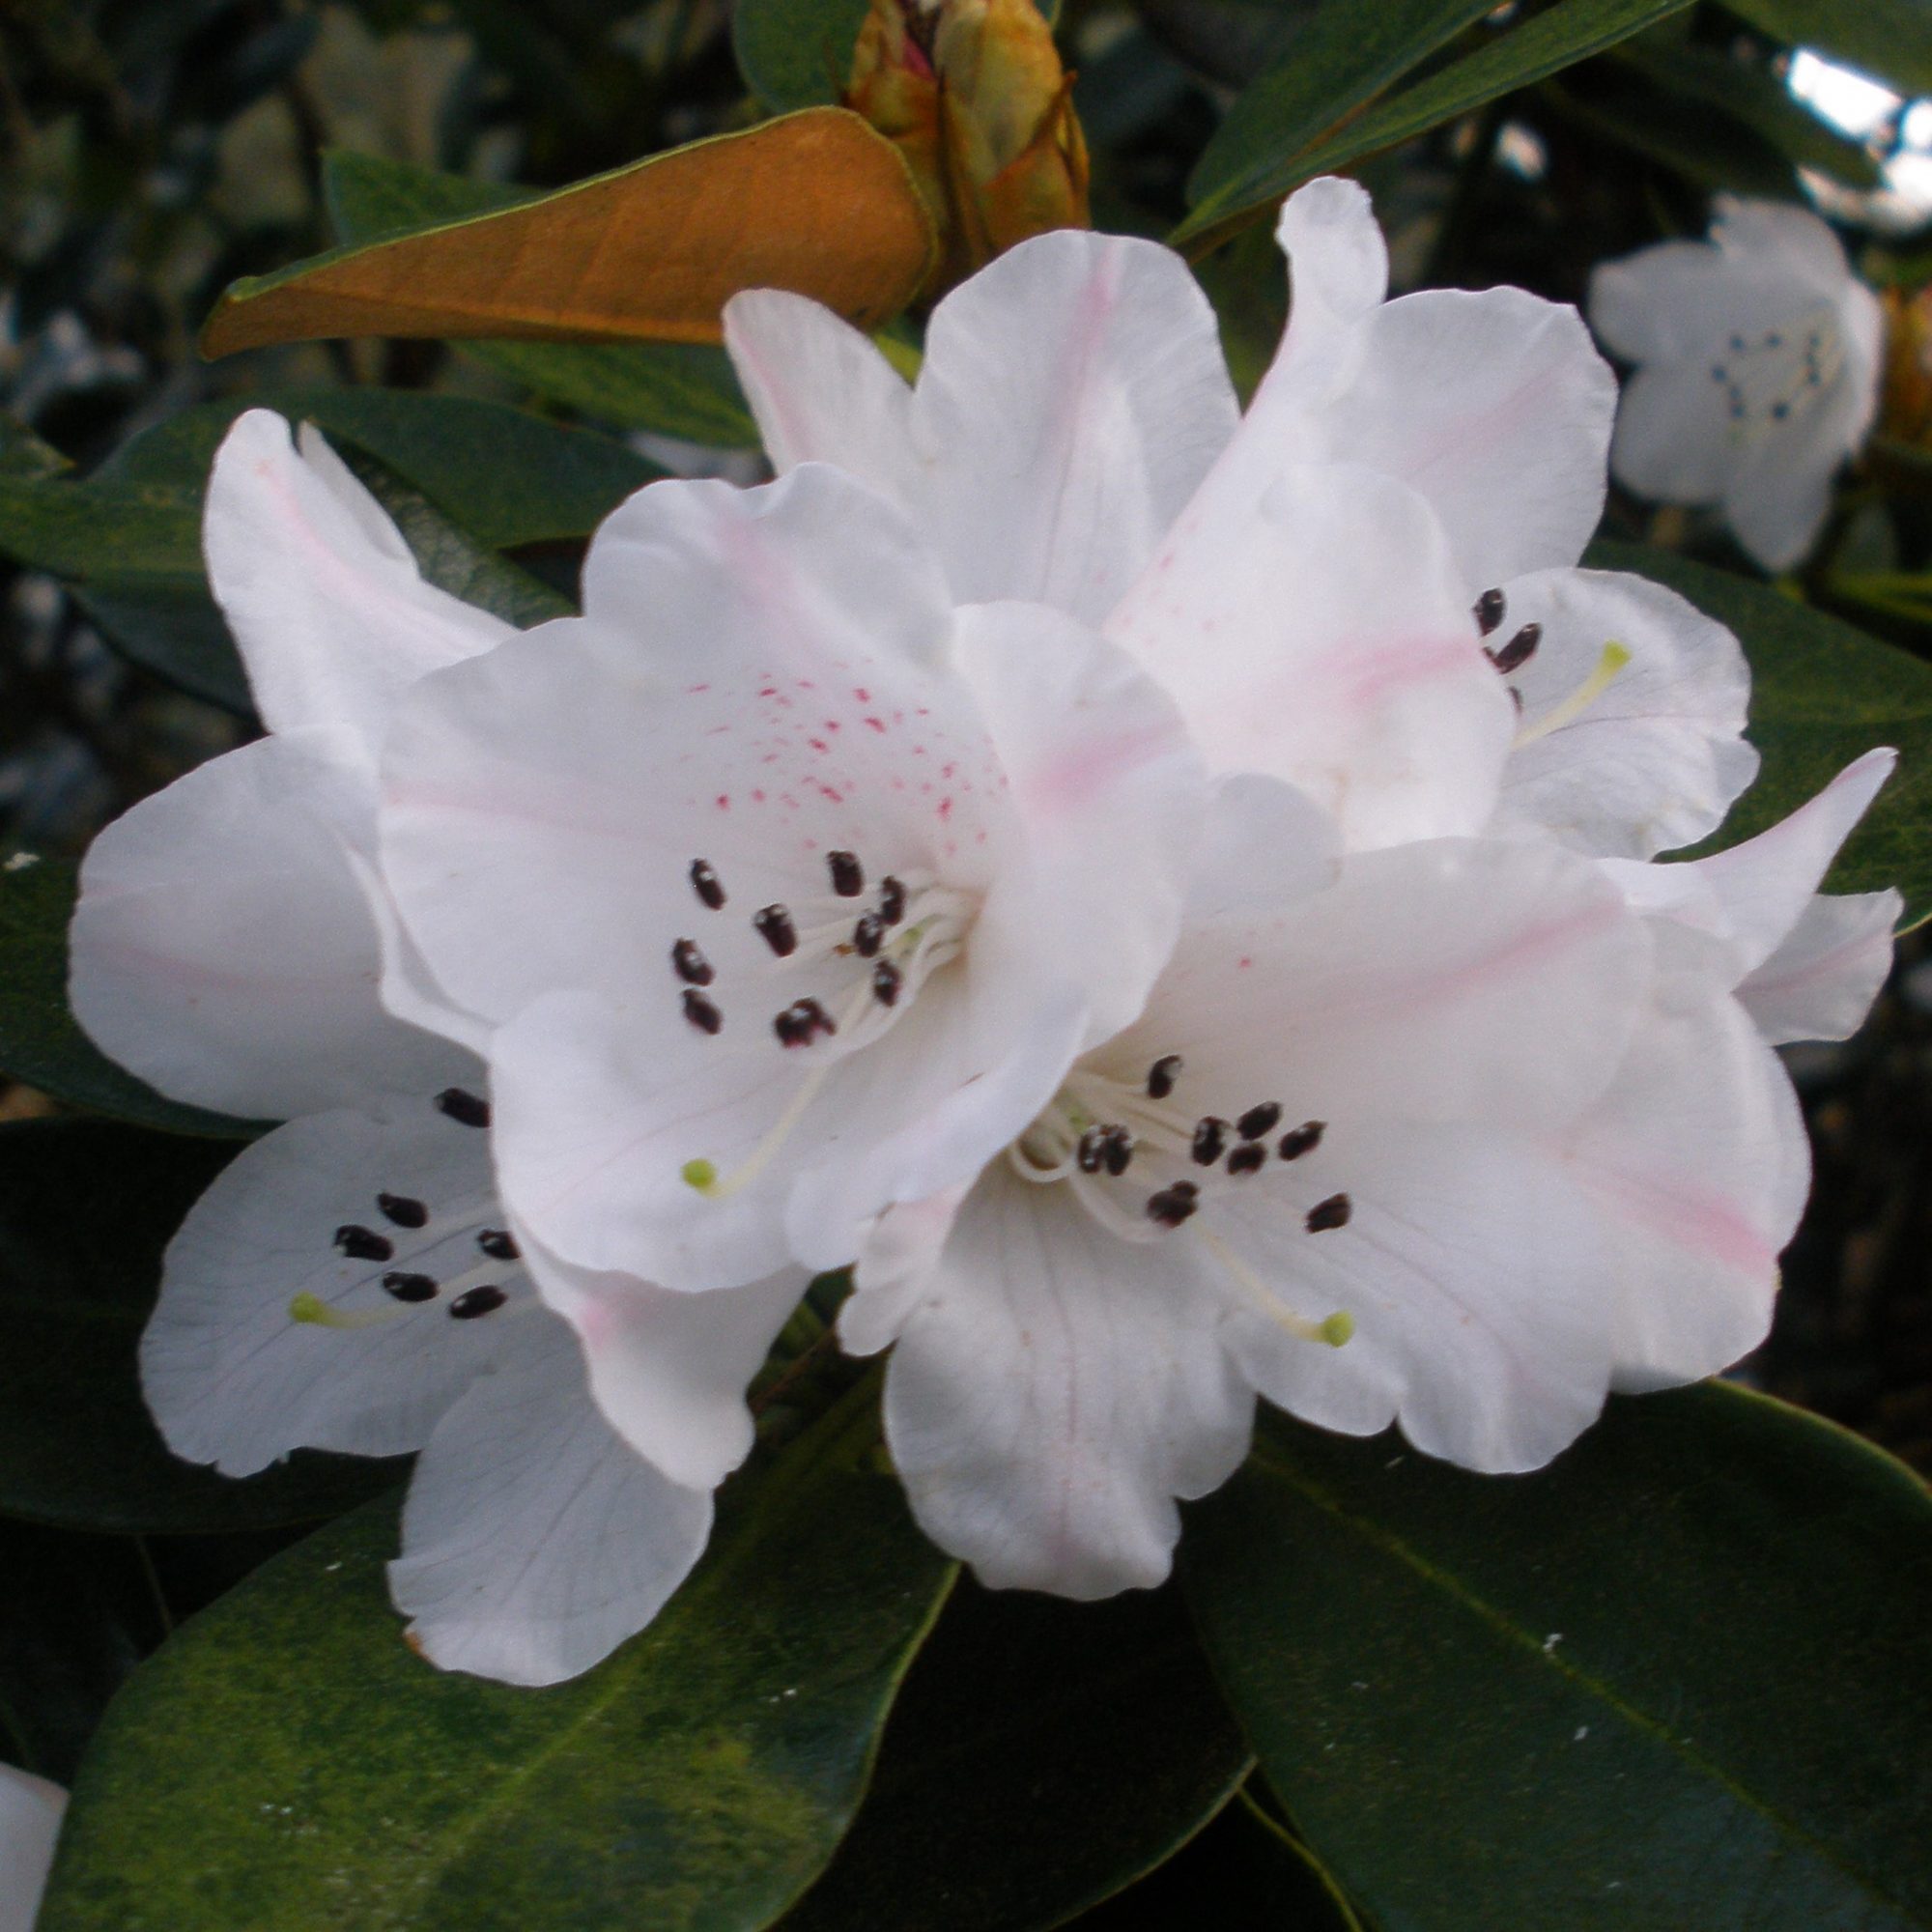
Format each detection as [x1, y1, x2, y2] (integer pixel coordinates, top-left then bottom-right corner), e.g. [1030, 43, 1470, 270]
[810, 739, 830, 753]
[853, 687, 871, 703]
[752, 789, 767, 804]
[938, 797, 954, 821]
[686, 683, 712, 695]
[716, 795, 730, 810]
[865, 717, 888, 733]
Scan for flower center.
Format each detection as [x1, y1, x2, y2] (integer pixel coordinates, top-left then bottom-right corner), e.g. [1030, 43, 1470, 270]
[1009, 1055, 1355, 1349]
[1707, 309, 1845, 445]
[673, 846, 979, 1200]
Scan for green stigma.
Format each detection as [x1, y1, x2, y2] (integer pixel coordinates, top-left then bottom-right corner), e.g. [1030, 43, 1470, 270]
[289, 1292, 337, 1326]
[1320, 1311, 1355, 1349]
[681, 1157, 720, 1194]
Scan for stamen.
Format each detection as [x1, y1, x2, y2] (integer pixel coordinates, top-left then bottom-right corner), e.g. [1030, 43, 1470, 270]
[828, 850, 865, 897]
[1103, 1126, 1134, 1177]
[879, 877, 906, 924]
[671, 938, 715, 986]
[1306, 1192, 1352, 1233]
[383, 1271, 439, 1303]
[1147, 1181, 1200, 1228]
[334, 1224, 393, 1263]
[1237, 1101, 1282, 1142]
[1513, 641, 1631, 748]
[690, 859, 726, 909]
[1192, 1117, 1229, 1165]
[853, 912, 886, 958]
[683, 988, 724, 1036]
[1277, 1120, 1324, 1161]
[1076, 1125, 1109, 1175]
[753, 905, 799, 956]
[377, 1192, 427, 1229]
[872, 959, 902, 1007]
[1474, 587, 1506, 636]
[449, 1285, 508, 1320]
[435, 1088, 490, 1129]
[774, 997, 836, 1047]
[477, 1229, 519, 1261]
[1147, 1055, 1182, 1100]
[1227, 1143, 1266, 1178]
[1488, 623, 1540, 674]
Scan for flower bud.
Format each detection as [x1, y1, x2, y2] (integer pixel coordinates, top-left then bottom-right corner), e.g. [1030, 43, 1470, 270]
[844, 0, 1090, 298]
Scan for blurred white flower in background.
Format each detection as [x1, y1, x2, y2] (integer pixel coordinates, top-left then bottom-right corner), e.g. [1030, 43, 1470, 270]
[1589, 197, 1884, 571]
[0, 1765, 64, 1932]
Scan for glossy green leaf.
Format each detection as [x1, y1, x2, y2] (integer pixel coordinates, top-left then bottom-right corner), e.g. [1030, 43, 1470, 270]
[1178, 0, 1694, 243]
[0, 1120, 397, 1534]
[41, 1394, 955, 1932]
[323, 150, 757, 444]
[1183, 0, 1500, 241]
[1183, 1386, 1932, 1931]
[99, 388, 658, 551]
[1590, 542, 1932, 925]
[1722, 0, 1932, 98]
[734, 0, 872, 110]
[0, 857, 261, 1137]
[781, 1579, 1251, 1932]
[0, 414, 71, 481]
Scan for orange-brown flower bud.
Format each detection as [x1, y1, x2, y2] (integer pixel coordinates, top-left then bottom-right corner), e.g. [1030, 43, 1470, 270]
[1880, 283, 1932, 449]
[844, 0, 1089, 298]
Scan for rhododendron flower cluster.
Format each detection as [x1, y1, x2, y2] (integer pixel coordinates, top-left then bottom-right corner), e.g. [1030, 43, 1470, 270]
[70, 179, 1897, 1682]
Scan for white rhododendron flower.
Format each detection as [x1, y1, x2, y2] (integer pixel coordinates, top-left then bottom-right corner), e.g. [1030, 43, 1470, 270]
[1588, 196, 1884, 572]
[0, 1765, 64, 1932]
[684, 176, 1901, 1592]
[68, 412, 799, 1686]
[376, 464, 1208, 1329]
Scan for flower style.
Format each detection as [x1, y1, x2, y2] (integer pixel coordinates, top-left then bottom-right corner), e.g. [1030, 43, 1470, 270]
[1588, 197, 1885, 573]
[0, 1764, 64, 1932]
[68, 412, 799, 1685]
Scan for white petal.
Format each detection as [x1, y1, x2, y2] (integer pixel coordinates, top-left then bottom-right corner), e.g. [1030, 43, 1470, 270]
[0, 1765, 64, 1932]
[1216, 1122, 1618, 1472]
[70, 729, 469, 1120]
[1679, 750, 1897, 975]
[514, 1226, 804, 1490]
[381, 466, 973, 1027]
[1109, 462, 1515, 849]
[1570, 988, 1809, 1392]
[1721, 419, 1847, 572]
[950, 601, 1204, 1044]
[1272, 178, 1389, 370]
[392, 1313, 713, 1686]
[205, 412, 510, 759]
[1713, 196, 1858, 294]
[1736, 888, 1899, 1045]
[1182, 773, 1340, 923]
[908, 231, 1239, 623]
[723, 290, 917, 494]
[141, 1098, 519, 1473]
[1492, 567, 1758, 859]
[1105, 834, 1650, 1133]
[839, 1181, 972, 1356]
[882, 1163, 1253, 1597]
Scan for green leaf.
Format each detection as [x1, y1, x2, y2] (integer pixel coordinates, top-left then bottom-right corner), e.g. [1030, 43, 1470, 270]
[0, 856, 261, 1137]
[0, 1120, 398, 1534]
[324, 150, 757, 445]
[1183, 0, 1501, 241]
[1722, 0, 1932, 99]
[1183, 1385, 1932, 1931]
[1589, 542, 1932, 925]
[1178, 0, 1695, 242]
[733, 0, 872, 111]
[99, 389, 659, 551]
[0, 414, 71, 481]
[41, 1394, 955, 1932]
[0, 476, 203, 580]
[779, 1579, 1251, 1931]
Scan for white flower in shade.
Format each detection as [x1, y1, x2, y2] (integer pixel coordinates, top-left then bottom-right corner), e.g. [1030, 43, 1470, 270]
[375, 462, 1208, 1324]
[1588, 197, 1885, 572]
[0, 1765, 64, 1932]
[69, 412, 799, 1686]
[838, 751, 1894, 1598]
